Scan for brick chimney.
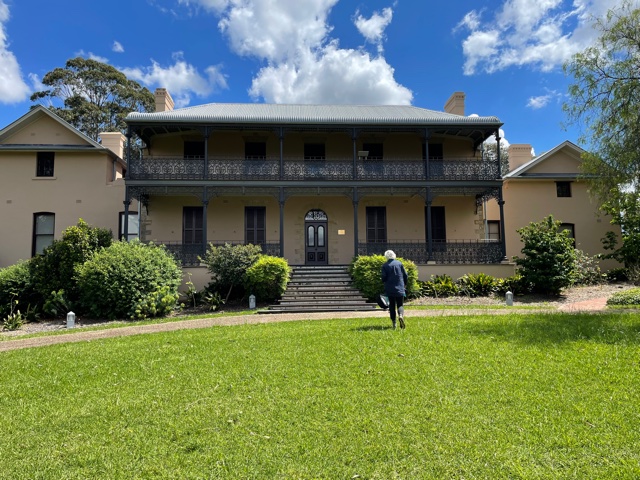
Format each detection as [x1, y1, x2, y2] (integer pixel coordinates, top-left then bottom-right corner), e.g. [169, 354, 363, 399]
[100, 132, 126, 159]
[444, 91, 465, 116]
[154, 88, 174, 112]
[508, 144, 533, 172]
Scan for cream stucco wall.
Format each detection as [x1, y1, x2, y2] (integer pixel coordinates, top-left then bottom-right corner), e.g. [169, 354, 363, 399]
[4, 115, 94, 146]
[0, 151, 129, 267]
[486, 180, 618, 269]
[145, 131, 477, 160]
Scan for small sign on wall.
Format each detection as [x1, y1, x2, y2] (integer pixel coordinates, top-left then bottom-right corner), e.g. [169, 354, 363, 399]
[338, 229, 346, 235]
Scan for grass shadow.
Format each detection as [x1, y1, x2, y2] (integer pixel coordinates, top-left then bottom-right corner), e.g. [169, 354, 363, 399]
[352, 325, 395, 332]
[464, 312, 640, 345]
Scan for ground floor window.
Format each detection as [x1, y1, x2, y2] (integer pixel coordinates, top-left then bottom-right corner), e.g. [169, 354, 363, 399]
[425, 206, 446, 241]
[487, 220, 501, 241]
[119, 212, 139, 241]
[183, 207, 203, 244]
[560, 223, 576, 247]
[33, 212, 55, 256]
[366, 206, 387, 243]
[245, 206, 266, 245]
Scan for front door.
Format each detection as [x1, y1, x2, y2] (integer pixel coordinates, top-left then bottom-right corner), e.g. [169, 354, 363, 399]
[305, 210, 328, 265]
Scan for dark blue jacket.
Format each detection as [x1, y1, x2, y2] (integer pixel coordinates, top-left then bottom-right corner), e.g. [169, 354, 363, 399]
[381, 259, 408, 297]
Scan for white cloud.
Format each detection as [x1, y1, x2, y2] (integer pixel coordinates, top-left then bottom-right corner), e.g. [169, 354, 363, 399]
[0, 0, 30, 104]
[527, 89, 561, 109]
[183, 0, 411, 105]
[218, 0, 338, 63]
[456, 0, 639, 75]
[75, 50, 110, 63]
[249, 42, 412, 104]
[113, 41, 124, 53]
[482, 128, 511, 149]
[354, 7, 393, 53]
[120, 52, 228, 107]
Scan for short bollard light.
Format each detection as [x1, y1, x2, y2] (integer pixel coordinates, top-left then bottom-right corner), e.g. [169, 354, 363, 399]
[249, 294, 256, 310]
[505, 291, 514, 306]
[67, 311, 76, 328]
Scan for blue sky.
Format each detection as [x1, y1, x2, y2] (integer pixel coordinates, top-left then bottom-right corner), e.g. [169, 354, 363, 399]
[0, 0, 634, 154]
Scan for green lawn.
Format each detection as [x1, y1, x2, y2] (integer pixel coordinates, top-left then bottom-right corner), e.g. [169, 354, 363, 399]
[1, 312, 639, 479]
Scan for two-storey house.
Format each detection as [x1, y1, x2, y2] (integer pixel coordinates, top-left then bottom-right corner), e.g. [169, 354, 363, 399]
[124, 89, 511, 283]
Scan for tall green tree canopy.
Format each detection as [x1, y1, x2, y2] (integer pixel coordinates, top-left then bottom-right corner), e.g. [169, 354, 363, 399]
[563, 0, 640, 199]
[30, 57, 155, 141]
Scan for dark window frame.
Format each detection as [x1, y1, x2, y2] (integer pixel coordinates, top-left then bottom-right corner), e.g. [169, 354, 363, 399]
[366, 206, 387, 243]
[487, 220, 501, 241]
[36, 152, 55, 177]
[183, 206, 204, 245]
[245, 206, 266, 245]
[184, 141, 205, 159]
[362, 142, 383, 160]
[245, 141, 267, 160]
[304, 143, 325, 160]
[119, 212, 139, 241]
[422, 143, 444, 160]
[556, 181, 572, 198]
[560, 222, 576, 247]
[32, 212, 55, 256]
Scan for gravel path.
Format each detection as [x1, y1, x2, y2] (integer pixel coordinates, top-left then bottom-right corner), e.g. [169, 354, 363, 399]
[1, 283, 635, 352]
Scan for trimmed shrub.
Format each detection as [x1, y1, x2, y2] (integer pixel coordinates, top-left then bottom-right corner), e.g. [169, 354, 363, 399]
[607, 288, 640, 306]
[514, 215, 577, 295]
[456, 273, 496, 297]
[29, 219, 112, 314]
[349, 255, 419, 300]
[421, 274, 459, 297]
[76, 240, 181, 319]
[202, 243, 263, 302]
[244, 256, 291, 303]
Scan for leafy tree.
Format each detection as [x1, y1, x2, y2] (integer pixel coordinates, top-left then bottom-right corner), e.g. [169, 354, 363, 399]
[601, 191, 640, 281]
[30, 57, 154, 141]
[480, 141, 510, 176]
[563, 1, 640, 200]
[514, 215, 577, 295]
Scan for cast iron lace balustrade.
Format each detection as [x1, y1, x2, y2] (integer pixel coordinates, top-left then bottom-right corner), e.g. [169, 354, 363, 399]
[161, 241, 281, 266]
[129, 156, 501, 181]
[358, 239, 504, 264]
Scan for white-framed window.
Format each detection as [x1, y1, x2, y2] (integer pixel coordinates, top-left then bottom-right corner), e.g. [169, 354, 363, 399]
[33, 212, 55, 255]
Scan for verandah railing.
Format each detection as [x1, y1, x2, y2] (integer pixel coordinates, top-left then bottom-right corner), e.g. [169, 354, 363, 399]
[128, 156, 500, 182]
[358, 240, 504, 264]
[162, 241, 281, 267]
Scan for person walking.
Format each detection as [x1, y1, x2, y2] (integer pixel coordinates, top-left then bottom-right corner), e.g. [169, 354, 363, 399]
[381, 250, 408, 329]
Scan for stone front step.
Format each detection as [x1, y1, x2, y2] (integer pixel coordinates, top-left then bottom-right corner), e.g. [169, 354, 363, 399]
[261, 265, 377, 314]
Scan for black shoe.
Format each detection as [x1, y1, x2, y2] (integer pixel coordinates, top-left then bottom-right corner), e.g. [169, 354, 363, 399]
[399, 315, 405, 329]
[392, 322, 396, 329]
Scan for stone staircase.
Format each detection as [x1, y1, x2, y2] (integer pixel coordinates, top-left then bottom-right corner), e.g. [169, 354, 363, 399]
[261, 265, 377, 313]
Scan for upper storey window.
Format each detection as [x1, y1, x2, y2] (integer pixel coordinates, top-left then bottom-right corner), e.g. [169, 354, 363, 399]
[184, 141, 205, 159]
[304, 143, 325, 160]
[556, 181, 572, 197]
[362, 143, 383, 160]
[245, 141, 267, 160]
[422, 143, 443, 160]
[36, 152, 54, 177]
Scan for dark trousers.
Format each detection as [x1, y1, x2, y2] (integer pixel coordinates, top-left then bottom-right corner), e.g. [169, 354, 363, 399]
[388, 295, 404, 322]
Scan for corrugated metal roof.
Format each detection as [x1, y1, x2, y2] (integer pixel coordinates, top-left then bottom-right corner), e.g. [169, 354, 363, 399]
[126, 103, 501, 126]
